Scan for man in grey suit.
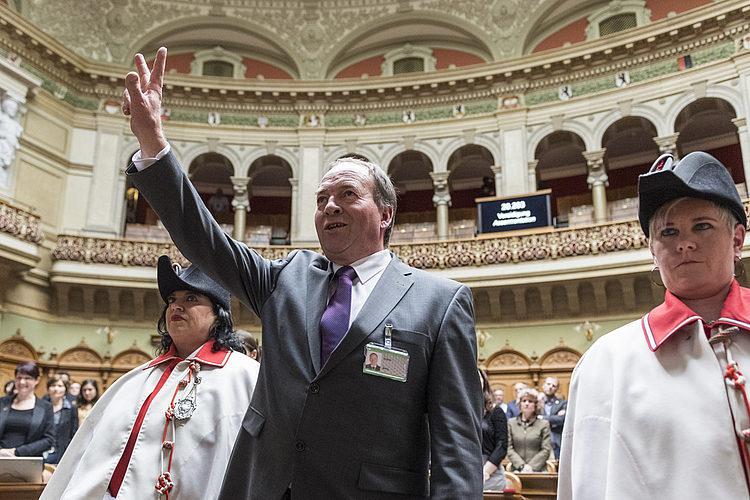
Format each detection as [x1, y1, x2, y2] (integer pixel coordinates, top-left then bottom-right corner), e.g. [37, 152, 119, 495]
[540, 376, 567, 460]
[123, 47, 482, 500]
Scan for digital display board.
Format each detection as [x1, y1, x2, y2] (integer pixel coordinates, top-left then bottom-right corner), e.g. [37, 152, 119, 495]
[477, 190, 552, 234]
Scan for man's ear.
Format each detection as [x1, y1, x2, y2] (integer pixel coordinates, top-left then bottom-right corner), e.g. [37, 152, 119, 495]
[381, 206, 394, 229]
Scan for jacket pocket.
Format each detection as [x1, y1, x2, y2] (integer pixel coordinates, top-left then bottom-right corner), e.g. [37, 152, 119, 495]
[390, 328, 431, 351]
[358, 462, 428, 496]
[241, 405, 265, 437]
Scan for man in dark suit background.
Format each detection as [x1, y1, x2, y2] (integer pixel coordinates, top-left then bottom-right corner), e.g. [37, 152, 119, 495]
[123, 47, 482, 500]
[540, 376, 567, 460]
[505, 381, 527, 419]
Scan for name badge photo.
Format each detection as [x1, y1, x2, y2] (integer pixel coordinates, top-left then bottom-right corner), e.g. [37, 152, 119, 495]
[363, 343, 409, 382]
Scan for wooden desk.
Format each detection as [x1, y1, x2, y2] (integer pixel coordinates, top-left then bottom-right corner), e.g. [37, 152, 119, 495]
[0, 482, 45, 500]
[484, 493, 528, 500]
[514, 472, 558, 500]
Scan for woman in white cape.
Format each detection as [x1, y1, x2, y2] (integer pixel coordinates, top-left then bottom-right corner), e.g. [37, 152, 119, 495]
[41, 255, 260, 499]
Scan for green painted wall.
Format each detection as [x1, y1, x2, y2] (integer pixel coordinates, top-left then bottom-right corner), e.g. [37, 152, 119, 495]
[0, 313, 157, 360]
[477, 317, 636, 360]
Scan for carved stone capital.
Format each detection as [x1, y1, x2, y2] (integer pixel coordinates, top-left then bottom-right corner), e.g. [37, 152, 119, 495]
[429, 171, 450, 193]
[587, 169, 609, 189]
[582, 149, 606, 170]
[432, 191, 452, 207]
[653, 134, 680, 155]
[230, 176, 251, 210]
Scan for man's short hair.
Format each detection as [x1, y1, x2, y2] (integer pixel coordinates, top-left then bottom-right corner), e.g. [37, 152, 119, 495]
[327, 156, 397, 247]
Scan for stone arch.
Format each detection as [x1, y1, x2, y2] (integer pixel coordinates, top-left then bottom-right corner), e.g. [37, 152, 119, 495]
[382, 142, 441, 175]
[180, 143, 243, 176]
[527, 121, 596, 162]
[322, 11, 500, 78]
[533, 129, 589, 223]
[242, 146, 299, 180]
[322, 145, 383, 170]
[123, 16, 302, 77]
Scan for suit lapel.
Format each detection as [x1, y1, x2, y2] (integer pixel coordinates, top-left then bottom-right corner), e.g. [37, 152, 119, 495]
[316, 257, 414, 379]
[307, 260, 333, 374]
[28, 397, 43, 440]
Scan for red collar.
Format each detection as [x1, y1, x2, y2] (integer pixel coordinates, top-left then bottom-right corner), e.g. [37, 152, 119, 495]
[642, 280, 750, 351]
[146, 341, 232, 369]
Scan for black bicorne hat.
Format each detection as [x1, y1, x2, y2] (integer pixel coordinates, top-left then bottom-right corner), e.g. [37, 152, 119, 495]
[637, 151, 746, 237]
[157, 255, 230, 310]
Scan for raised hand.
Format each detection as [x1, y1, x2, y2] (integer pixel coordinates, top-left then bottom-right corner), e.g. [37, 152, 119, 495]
[123, 47, 168, 158]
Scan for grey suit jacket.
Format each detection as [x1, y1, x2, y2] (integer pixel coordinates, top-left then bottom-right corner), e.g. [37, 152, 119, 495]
[128, 151, 483, 500]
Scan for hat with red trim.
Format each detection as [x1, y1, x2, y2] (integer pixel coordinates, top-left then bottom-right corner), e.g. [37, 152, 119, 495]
[157, 255, 230, 309]
[638, 151, 746, 237]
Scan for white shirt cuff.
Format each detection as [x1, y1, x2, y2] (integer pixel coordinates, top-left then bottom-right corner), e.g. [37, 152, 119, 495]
[132, 143, 171, 171]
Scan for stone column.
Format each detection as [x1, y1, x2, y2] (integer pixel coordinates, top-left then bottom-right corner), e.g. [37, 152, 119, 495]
[295, 130, 326, 245]
[230, 176, 250, 242]
[583, 149, 608, 224]
[430, 172, 451, 240]
[653, 134, 680, 161]
[731, 117, 750, 195]
[490, 165, 502, 197]
[288, 177, 299, 244]
[527, 160, 539, 193]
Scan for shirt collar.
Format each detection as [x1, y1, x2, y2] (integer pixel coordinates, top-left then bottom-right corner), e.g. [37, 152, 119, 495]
[146, 340, 231, 369]
[331, 249, 392, 285]
[642, 280, 750, 351]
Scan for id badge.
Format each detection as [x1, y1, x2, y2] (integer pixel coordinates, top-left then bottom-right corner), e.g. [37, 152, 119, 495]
[363, 341, 409, 382]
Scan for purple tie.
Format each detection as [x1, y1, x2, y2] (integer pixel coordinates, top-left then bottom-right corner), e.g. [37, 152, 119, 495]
[320, 266, 357, 364]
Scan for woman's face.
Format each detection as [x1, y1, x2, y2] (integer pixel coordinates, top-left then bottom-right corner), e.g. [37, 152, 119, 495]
[81, 383, 97, 403]
[650, 198, 745, 301]
[519, 396, 537, 417]
[166, 290, 215, 354]
[14, 373, 39, 398]
[47, 380, 66, 401]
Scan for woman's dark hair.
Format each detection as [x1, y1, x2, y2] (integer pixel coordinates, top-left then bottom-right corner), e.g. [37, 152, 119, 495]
[47, 373, 70, 391]
[77, 379, 99, 407]
[156, 298, 245, 355]
[479, 368, 495, 414]
[15, 361, 40, 379]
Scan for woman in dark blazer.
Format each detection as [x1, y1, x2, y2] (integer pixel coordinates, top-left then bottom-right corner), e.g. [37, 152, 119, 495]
[0, 362, 55, 457]
[43, 374, 77, 464]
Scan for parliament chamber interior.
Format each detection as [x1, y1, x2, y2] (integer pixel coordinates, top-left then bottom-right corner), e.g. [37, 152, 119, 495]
[0, 0, 749, 498]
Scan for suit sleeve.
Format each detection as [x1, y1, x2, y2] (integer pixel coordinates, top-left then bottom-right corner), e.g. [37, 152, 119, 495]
[426, 284, 483, 499]
[486, 406, 507, 466]
[127, 151, 281, 314]
[543, 400, 567, 432]
[506, 421, 524, 470]
[16, 400, 55, 457]
[527, 421, 552, 472]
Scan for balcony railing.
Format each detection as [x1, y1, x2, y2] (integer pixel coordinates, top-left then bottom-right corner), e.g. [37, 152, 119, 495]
[0, 200, 43, 244]
[53, 218, 648, 271]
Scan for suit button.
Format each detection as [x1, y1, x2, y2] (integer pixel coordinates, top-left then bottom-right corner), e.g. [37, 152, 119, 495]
[295, 440, 305, 451]
[310, 383, 320, 394]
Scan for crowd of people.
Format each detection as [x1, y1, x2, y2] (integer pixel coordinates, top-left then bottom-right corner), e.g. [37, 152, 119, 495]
[1, 46, 749, 500]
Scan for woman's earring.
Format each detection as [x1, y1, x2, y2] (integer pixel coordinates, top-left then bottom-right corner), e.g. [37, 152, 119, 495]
[734, 260, 745, 278]
[650, 266, 665, 287]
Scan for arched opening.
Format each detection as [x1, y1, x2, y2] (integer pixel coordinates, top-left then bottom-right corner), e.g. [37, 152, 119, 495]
[246, 155, 293, 246]
[534, 131, 588, 227]
[188, 153, 235, 234]
[388, 150, 435, 243]
[601, 116, 659, 221]
[675, 98, 746, 195]
[447, 144, 495, 238]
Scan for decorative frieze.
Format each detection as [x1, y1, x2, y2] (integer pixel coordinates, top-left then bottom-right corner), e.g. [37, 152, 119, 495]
[0, 200, 43, 244]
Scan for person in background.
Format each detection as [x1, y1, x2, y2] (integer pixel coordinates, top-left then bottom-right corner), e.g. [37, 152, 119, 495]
[76, 379, 99, 426]
[0, 362, 54, 457]
[235, 329, 261, 361]
[559, 152, 750, 499]
[41, 255, 259, 500]
[44, 374, 78, 464]
[493, 388, 507, 414]
[68, 381, 81, 399]
[4, 380, 15, 397]
[479, 369, 507, 491]
[539, 376, 566, 460]
[506, 388, 551, 473]
[505, 382, 527, 419]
